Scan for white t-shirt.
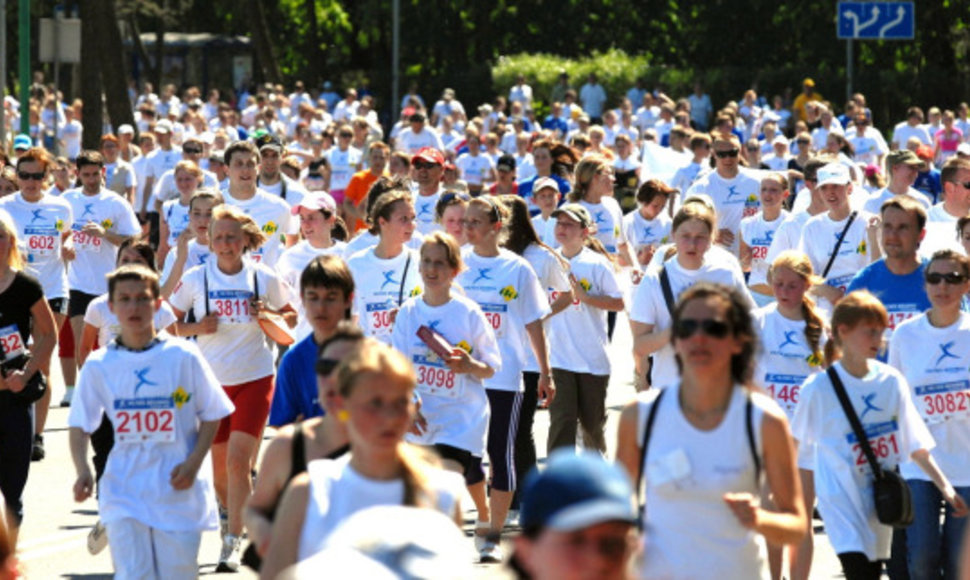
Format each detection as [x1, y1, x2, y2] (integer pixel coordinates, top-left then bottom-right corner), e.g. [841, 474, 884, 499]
[686, 168, 763, 255]
[161, 199, 191, 248]
[515, 153, 537, 182]
[546, 248, 622, 375]
[63, 188, 141, 295]
[343, 230, 424, 256]
[578, 197, 625, 255]
[297, 455, 464, 561]
[530, 215, 558, 248]
[326, 147, 363, 191]
[0, 193, 73, 299]
[798, 210, 874, 299]
[152, 168, 219, 206]
[765, 210, 815, 266]
[891, 122, 932, 148]
[521, 244, 570, 373]
[848, 131, 889, 166]
[622, 209, 672, 261]
[68, 338, 234, 531]
[753, 303, 825, 419]
[256, 176, 307, 212]
[277, 240, 347, 341]
[918, 202, 964, 259]
[412, 191, 442, 236]
[395, 128, 443, 154]
[168, 259, 292, 385]
[630, 255, 753, 390]
[160, 240, 211, 289]
[637, 385, 775, 579]
[454, 154, 494, 187]
[222, 190, 294, 266]
[740, 211, 788, 290]
[790, 360, 934, 560]
[862, 186, 930, 216]
[457, 249, 550, 391]
[345, 247, 422, 343]
[889, 313, 970, 484]
[392, 294, 501, 455]
[84, 295, 177, 347]
[146, 147, 183, 182]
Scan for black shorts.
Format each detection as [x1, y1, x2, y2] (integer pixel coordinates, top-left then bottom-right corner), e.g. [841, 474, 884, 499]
[433, 443, 482, 486]
[47, 297, 68, 316]
[68, 290, 98, 319]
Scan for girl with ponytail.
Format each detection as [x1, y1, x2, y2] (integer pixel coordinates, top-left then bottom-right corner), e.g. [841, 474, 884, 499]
[753, 250, 827, 580]
[259, 339, 465, 579]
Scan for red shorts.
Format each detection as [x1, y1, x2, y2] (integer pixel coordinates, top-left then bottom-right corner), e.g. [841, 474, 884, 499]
[214, 375, 274, 444]
[58, 316, 74, 358]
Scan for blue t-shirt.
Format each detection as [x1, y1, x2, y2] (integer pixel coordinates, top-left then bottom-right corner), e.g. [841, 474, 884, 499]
[268, 334, 323, 426]
[913, 169, 942, 204]
[847, 259, 931, 362]
[517, 173, 571, 216]
[542, 115, 568, 137]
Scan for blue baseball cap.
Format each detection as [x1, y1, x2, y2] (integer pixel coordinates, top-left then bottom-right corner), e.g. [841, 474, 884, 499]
[520, 451, 637, 532]
[13, 134, 32, 151]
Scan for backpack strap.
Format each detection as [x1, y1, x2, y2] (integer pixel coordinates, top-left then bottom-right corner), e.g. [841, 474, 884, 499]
[636, 389, 665, 527]
[745, 391, 762, 486]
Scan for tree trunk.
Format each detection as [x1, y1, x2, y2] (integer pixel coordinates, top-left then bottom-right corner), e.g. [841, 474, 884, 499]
[247, 0, 282, 84]
[304, 0, 321, 86]
[127, 13, 157, 88]
[153, 0, 167, 91]
[79, 0, 103, 151]
[94, 0, 136, 136]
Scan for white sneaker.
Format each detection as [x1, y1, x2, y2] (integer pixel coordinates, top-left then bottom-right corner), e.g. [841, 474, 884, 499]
[505, 509, 520, 528]
[87, 520, 108, 555]
[216, 534, 241, 572]
[479, 538, 503, 564]
[473, 521, 490, 551]
[218, 505, 228, 540]
[60, 386, 74, 407]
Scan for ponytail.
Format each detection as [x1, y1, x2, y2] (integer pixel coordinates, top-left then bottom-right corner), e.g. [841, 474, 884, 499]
[800, 296, 825, 367]
[397, 443, 440, 508]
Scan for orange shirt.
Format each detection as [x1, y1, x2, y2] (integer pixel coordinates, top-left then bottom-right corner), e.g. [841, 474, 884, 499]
[344, 169, 382, 232]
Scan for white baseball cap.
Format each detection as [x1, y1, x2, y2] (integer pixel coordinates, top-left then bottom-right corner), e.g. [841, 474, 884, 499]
[816, 163, 852, 187]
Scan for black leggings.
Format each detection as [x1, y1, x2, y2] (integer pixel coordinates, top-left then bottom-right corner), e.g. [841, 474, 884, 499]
[838, 552, 884, 580]
[511, 371, 540, 509]
[0, 397, 33, 525]
[91, 414, 114, 490]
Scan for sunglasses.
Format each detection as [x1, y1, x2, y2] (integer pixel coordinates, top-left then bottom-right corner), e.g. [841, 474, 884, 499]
[183, 147, 203, 154]
[951, 181, 970, 190]
[315, 358, 341, 376]
[674, 318, 731, 339]
[440, 191, 471, 205]
[17, 171, 45, 181]
[413, 161, 439, 170]
[926, 272, 967, 285]
[797, 139, 810, 145]
[714, 149, 740, 159]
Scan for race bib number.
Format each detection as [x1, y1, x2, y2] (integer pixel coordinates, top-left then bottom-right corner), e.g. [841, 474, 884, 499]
[114, 397, 176, 443]
[0, 325, 26, 359]
[208, 290, 253, 324]
[365, 301, 396, 336]
[551, 289, 582, 312]
[480, 303, 508, 338]
[886, 311, 917, 332]
[750, 245, 769, 261]
[413, 353, 460, 399]
[914, 380, 970, 424]
[846, 420, 902, 475]
[25, 226, 59, 259]
[826, 273, 854, 294]
[249, 248, 264, 263]
[763, 373, 806, 417]
[72, 224, 102, 253]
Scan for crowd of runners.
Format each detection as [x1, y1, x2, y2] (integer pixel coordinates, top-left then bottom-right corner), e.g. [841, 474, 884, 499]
[1, 73, 970, 579]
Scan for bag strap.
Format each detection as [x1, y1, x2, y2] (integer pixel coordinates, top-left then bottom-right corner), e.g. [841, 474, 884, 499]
[745, 391, 762, 485]
[253, 268, 260, 302]
[826, 367, 883, 477]
[659, 265, 676, 317]
[636, 388, 665, 524]
[398, 253, 411, 306]
[821, 211, 858, 279]
[203, 267, 210, 317]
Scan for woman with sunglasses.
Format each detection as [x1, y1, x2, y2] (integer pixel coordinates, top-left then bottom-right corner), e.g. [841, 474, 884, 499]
[244, 322, 362, 570]
[457, 196, 553, 563]
[618, 283, 806, 579]
[888, 250, 970, 579]
[630, 200, 753, 391]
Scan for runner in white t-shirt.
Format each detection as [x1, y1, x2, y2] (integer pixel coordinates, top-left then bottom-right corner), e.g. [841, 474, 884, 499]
[888, 251, 970, 578]
[630, 200, 754, 391]
[160, 190, 219, 298]
[168, 205, 297, 572]
[622, 180, 674, 271]
[410, 147, 446, 235]
[740, 173, 790, 306]
[346, 189, 422, 343]
[791, 291, 967, 576]
[529, 177, 561, 248]
[159, 161, 203, 266]
[69, 265, 233, 579]
[456, 196, 552, 563]
[455, 130, 496, 195]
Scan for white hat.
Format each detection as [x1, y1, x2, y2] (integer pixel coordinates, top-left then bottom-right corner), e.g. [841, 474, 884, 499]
[958, 142, 970, 156]
[816, 163, 852, 187]
[118, 124, 134, 135]
[154, 119, 173, 134]
[772, 135, 789, 147]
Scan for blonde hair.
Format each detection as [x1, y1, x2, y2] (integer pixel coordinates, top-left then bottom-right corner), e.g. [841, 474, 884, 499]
[209, 204, 267, 252]
[569, 154, 611, 202]
[826, 290, 888, 363]
[421, 231, 464, 273]
[0, 211, 24, 270]
[768, 251, 826, 365]
[174, 160, 203, 182]
[335, 339, 439, 507]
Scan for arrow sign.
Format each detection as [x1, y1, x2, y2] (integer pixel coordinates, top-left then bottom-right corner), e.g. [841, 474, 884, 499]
[837, 2, 914, 40]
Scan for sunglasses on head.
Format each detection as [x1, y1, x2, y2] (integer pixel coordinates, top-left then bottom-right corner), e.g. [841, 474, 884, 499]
[315, 358, 341, 376]
[440, 191, 471, 205]
[715, 149, 740, 159]
[926, 272, 967, 285]
[674, 318, 731, 339]
[17, 171, 45, 181]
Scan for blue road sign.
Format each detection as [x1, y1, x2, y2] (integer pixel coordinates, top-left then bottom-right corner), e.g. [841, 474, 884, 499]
[838, 2, 914, 40]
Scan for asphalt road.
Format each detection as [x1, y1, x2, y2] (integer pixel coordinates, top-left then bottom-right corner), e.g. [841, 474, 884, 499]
[16, 312, 847, 578]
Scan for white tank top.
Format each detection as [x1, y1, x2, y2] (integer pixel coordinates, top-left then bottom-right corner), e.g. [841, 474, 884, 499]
[637, 384, 771, 580]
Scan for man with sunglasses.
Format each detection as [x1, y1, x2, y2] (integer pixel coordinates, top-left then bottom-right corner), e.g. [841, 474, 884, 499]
[410, 147, 446, 235]
[254, 132, 308, 207]
[685, 133, 762, 257]
[918, 156, 970, 259]
[100, 134, 137, 206]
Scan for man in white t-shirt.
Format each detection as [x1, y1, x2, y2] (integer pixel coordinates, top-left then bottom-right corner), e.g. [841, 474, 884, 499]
[891, 107, 933, 150]
[252, 132, 307, 207]
[509, 75, 533, 109]
[431, 88, 466, 129]
[921, 157, 970, 257]
[410, 147, 446, 235]
[221, 141, 296, 265]
[579, 74, 607, 124]
[394, 112, 444, 155]
[847, 114, 888, 167]
[863, 149, 930, 215]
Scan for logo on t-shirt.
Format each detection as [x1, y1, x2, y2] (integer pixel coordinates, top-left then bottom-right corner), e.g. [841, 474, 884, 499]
[859, 392, 882, 420]
[856, 240, 867, 255]
[262, 221, 278, 235]
[500, 285, 519, 301]
[100, 218, 113, 230]
[380, 270, 401, 290]
[172, 386, 191, 409]
[936, 341, 960, 367]
[456, 340, 473, 354]
[82, 203, 95, 218]
[30, 209, 44, 223]
[134, 367, 159, 395]
[779, 331, 800, 350]
[473, 268, 493, 284]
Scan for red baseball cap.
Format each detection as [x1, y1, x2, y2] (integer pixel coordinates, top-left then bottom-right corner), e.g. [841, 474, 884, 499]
[411, 147, 445, 166]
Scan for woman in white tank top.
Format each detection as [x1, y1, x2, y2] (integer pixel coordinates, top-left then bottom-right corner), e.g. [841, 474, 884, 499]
[617, 283, 807, 579]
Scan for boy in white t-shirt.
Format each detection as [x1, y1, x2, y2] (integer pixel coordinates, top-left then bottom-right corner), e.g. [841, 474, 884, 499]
[529, 177, 561, 248]
[740, 173, 790, 306]
[69, 265, 233, 579]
